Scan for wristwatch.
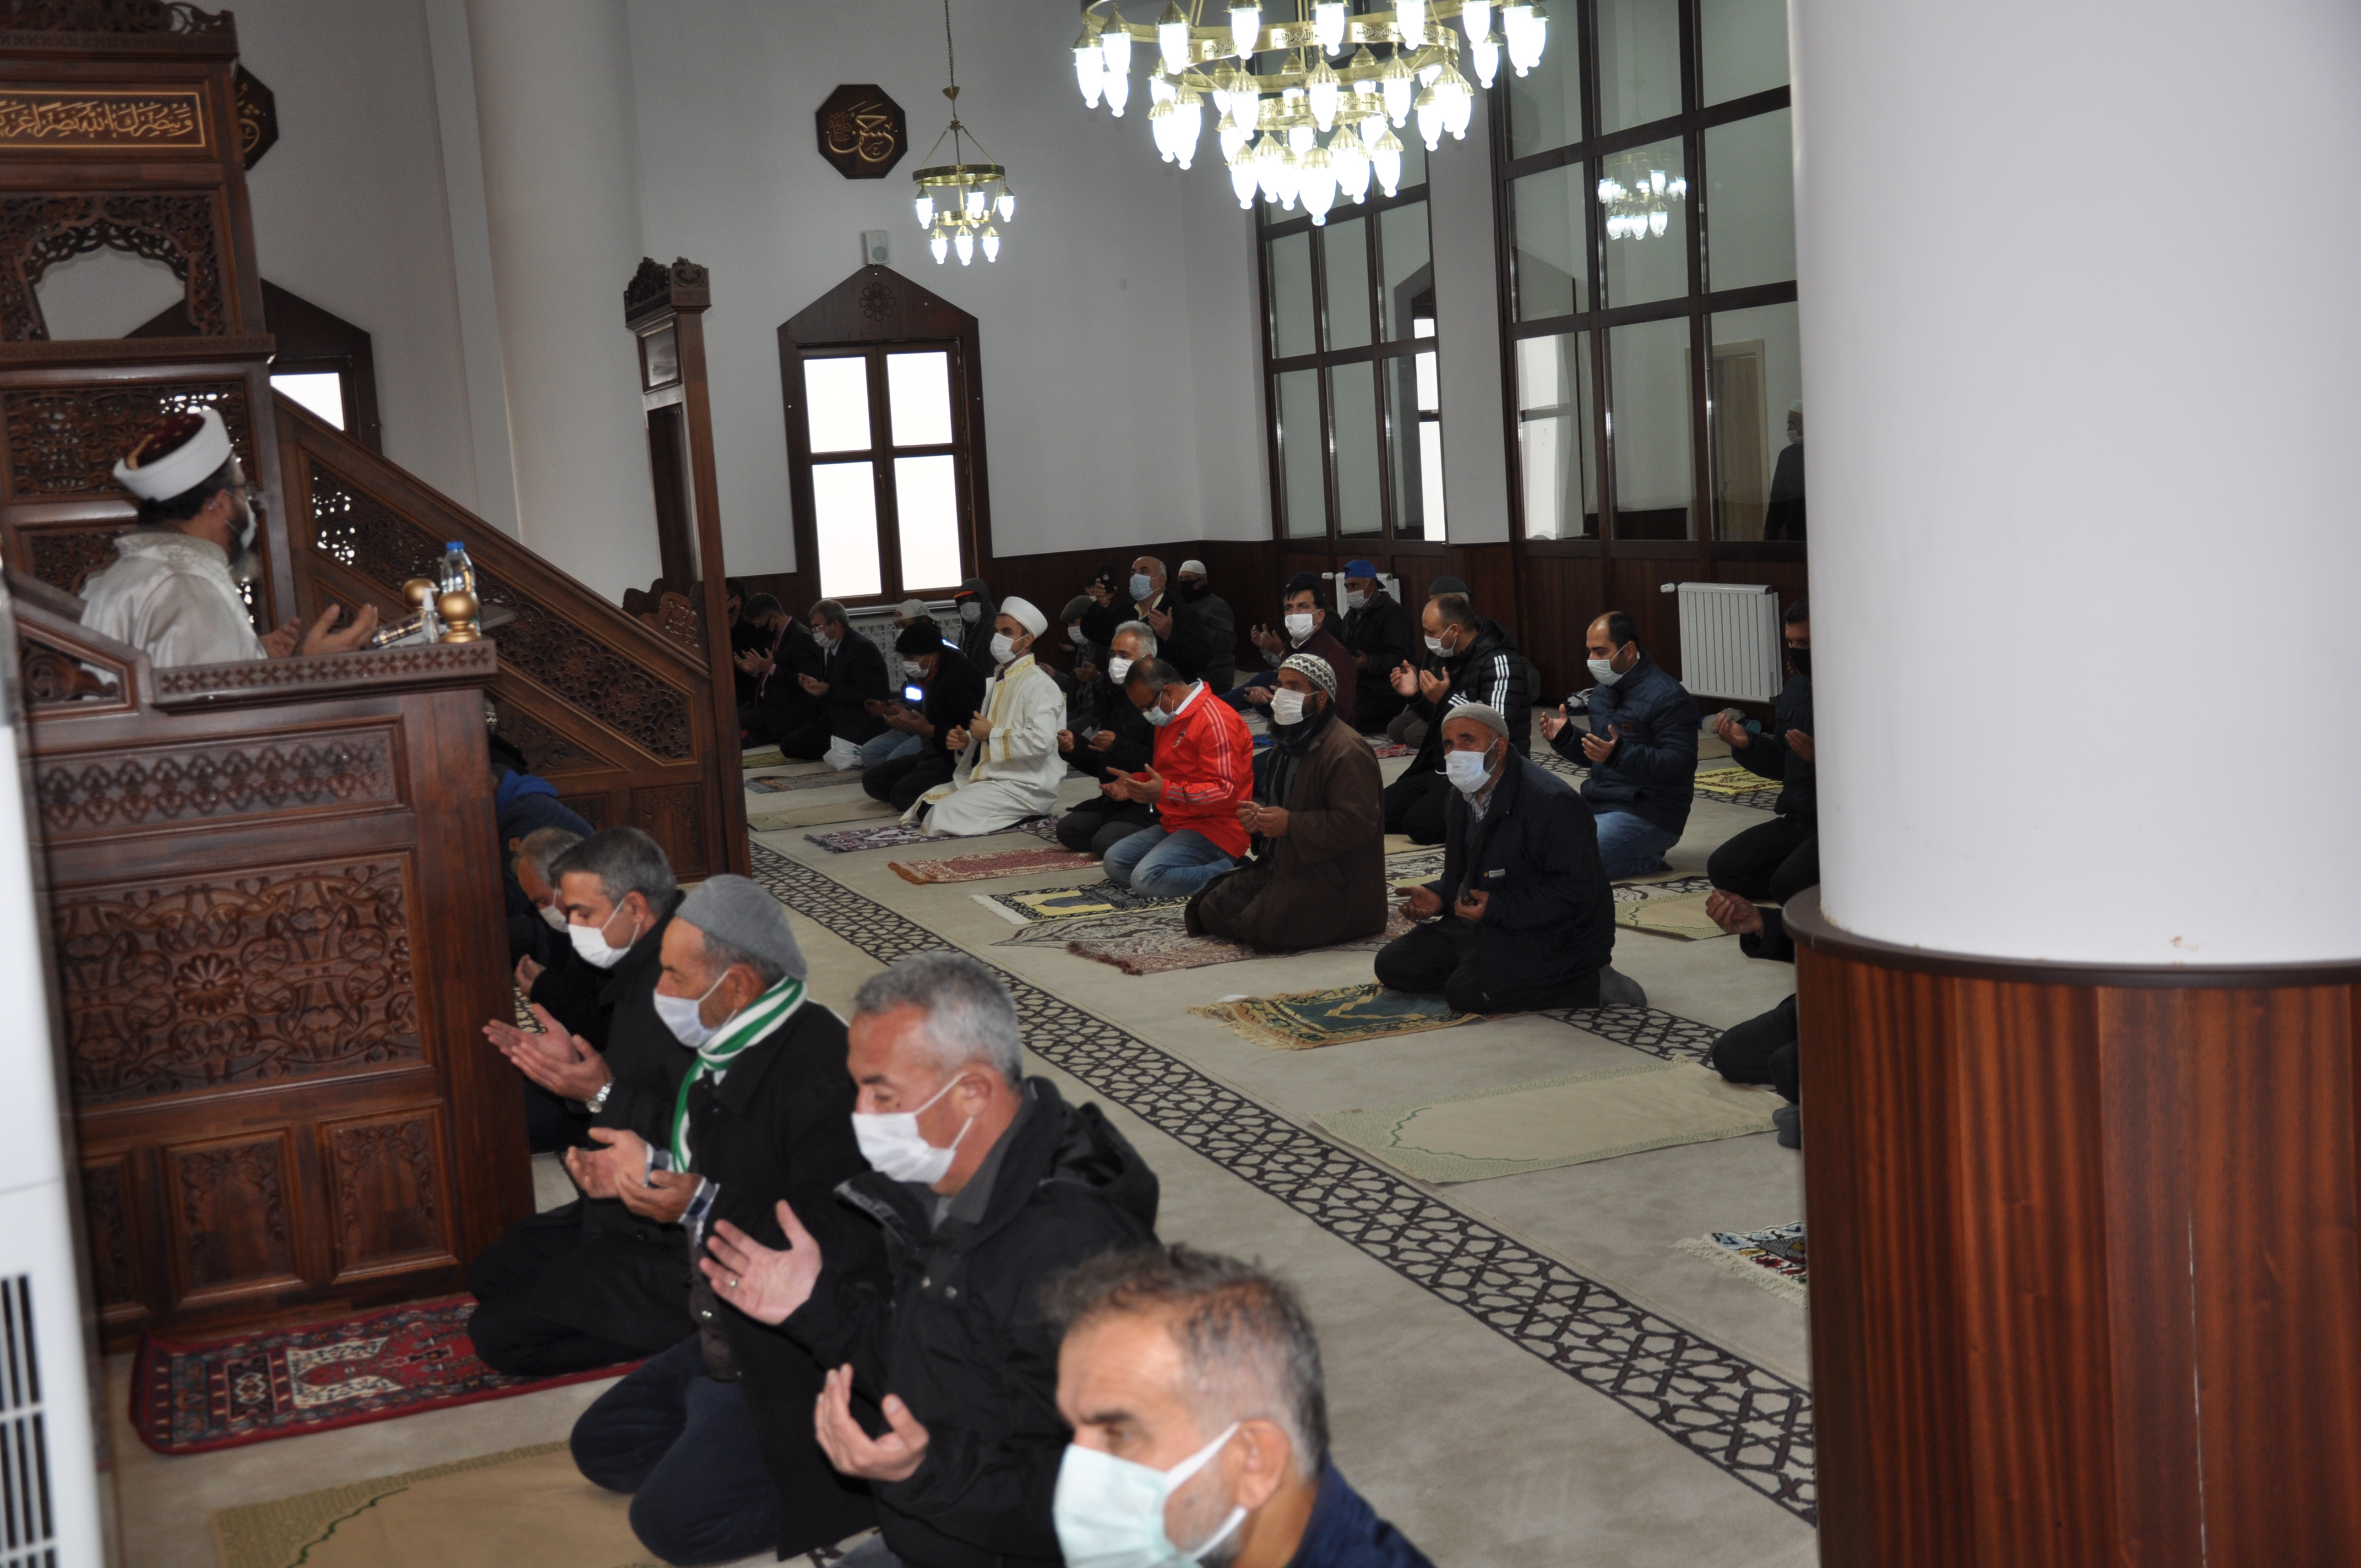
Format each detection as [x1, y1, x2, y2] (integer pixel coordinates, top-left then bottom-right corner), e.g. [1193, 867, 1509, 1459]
[585, 1077, 616, 1113]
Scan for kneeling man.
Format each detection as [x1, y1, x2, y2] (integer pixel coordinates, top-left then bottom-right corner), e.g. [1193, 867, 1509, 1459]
[1185, 654, 1386, 952]
[904, 596, 1067, 836]
[1373, 704, 1628, 1013]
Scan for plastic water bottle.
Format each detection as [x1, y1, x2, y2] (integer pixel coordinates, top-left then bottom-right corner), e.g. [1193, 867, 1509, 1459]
[438, 540, 474, 597]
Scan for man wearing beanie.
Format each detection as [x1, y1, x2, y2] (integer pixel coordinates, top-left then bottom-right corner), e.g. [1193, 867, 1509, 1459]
[568, 876, 884, 1565]
[1187, 653, 1388, 951]
[82, 406, 377, 665]
[904, 595, 1067, 836]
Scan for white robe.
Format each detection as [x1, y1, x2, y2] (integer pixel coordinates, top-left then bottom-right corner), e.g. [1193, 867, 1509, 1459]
[904, 652, 1065, 836]
[78, 531, 264, 667]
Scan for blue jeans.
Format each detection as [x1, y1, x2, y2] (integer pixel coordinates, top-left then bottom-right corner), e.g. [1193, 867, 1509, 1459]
[858, 729, 921, 766]
[1102, 826, 1235, 897]
[1593, 809, 1681, 880]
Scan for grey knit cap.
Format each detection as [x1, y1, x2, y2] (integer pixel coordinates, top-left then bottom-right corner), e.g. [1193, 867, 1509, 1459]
[676, 874, 807, 981]
[1443, 700, 1511, 738]
[1279, 652, 1337, 696]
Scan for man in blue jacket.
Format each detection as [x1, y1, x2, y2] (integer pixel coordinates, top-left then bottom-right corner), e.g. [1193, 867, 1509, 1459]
[1539, 611, 1698, 879]
[1049, 1244, 1435, 1568]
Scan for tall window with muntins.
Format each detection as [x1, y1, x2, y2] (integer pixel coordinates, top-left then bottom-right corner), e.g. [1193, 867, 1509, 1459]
[796, 344, 973, 601]
[1500, 0, 1798, 545]
[1260, 136, 1448, 545]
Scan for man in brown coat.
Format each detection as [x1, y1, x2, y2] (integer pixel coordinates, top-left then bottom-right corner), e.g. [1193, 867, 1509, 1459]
[1185, 653, 1387, 951]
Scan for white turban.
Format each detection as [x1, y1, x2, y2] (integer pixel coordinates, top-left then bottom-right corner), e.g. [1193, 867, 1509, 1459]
[114, 405, 233, 501]
[999, 595, 1047, 636]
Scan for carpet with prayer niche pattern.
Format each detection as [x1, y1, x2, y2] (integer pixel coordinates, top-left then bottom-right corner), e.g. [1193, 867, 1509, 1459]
[1674, 1221, 1809, 1305]
[803, 816, 1054, 854]
[1191, 983, 1479, 1049]
[1615, 889, 1728, 941]
[746, 770, 865, 793]
[995, 906, 1416, 976]
[1315, 1062, 1781, 1183]
[973, 880, 1192, 924]
[888, 845, 1100, 884]
[134, 1296, 633, 1455]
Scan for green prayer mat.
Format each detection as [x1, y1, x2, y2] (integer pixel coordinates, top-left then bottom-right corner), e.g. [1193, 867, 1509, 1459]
[1315, 1061, 1781, 1183]
[1191, 983, 1478, 1050]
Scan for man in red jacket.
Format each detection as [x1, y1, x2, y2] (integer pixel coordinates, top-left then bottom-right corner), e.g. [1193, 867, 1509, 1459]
[1100, 656, 1255, 898]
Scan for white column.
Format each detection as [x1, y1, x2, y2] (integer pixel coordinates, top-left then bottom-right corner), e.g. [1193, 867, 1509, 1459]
[464, 0, 657, 597]
[1794, 0, 2361, 965]
[1429, 91, 1509, 545]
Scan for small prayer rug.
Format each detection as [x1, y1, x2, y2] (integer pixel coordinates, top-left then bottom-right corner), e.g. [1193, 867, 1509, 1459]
[746, 769, 862, 793]
[973, 881, 1190, 924]
[1190, 982, 1478, 1049]
[748, 796, 897, 831]
[132, 1295, 630, 1455]
[803, 816, 1054, 854]
[1050, 908, 1412, 976]
[889, 845, 1100, 884]
[1315, 1062, 1781, 1183]
[1674, 1221, 1809, 1305]
[739, 745, 785, 769]
[1692, 766, 1782, 809]
[1614, 874, 1716, 902]
[1614, 889, 1727, 941]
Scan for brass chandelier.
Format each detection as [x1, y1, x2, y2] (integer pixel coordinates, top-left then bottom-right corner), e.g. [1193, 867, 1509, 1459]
[1069, 0, 1550, 222]
[914, 0, 1015, 265]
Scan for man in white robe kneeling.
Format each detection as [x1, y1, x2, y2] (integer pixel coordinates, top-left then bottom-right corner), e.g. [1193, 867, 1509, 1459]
[903, 595, 1064, 837]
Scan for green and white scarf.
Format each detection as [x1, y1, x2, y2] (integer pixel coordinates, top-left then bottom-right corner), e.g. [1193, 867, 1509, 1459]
[668, 974, 806, 1170]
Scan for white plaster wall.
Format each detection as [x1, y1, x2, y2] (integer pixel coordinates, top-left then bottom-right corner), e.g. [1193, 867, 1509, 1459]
[1794, 0, 2361, 964]
[1428, 92, 1511, 545]
[232, 0, 488, 514]
[621, 0, 1266, 574]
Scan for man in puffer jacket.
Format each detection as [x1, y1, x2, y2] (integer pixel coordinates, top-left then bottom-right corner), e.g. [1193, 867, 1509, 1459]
[1540, 611, 1698, 879]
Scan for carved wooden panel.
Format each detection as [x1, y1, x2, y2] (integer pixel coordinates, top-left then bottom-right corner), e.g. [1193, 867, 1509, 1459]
[0, 191, 225, 339]
[80, 1155, 140, 1310]
[56, 857, 421, 1104]
[35, 728, 397, 837]
[232, 64, 274, 168]
[632, 783, 708, 873]
[650, 590, 702, 653]
[21, 626, 123, 706]
[0, 3, 231, 35]
[0, 88, 206, 149]
[307, 464, 695, 759]
[322, 1107, 450, 1277]
[4, 377, 252, 498]
[167, 1130, 298, 1299]
[488, 702, 603, 776]
[561, 793, 608, 830]
[149, 638, 491, 701]
[25, 522, 126, 592]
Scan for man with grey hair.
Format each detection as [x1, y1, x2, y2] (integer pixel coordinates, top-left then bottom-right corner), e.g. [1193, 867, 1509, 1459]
[568, 876, 883, 1564]
[782, 597, 891, 763]
[700, 950, 1160, 1568]
[1048, 1245, 1434, 1568]
[1374, 703, 1634, 1014]
[1054, 618, 1162, 857]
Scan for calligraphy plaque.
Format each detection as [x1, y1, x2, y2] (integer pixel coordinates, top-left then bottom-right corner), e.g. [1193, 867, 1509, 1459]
[0, 87, 207, 149]
[815, 84, 906, 179]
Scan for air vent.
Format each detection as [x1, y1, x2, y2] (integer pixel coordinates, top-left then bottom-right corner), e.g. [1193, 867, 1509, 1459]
[0, 1274, 56, 1568]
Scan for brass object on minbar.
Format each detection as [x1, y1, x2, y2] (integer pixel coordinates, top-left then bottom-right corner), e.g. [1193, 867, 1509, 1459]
[401, 577, 436, 611]
[436, 590, 481, 643]
[367, 611, 427, 649]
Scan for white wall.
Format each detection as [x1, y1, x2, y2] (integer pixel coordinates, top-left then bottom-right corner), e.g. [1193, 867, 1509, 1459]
[1429, 92, 1511, 545]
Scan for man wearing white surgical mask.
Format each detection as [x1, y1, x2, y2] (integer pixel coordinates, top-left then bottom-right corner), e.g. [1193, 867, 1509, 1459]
[1056, 620, 1164, 857]
[1374, 707, 1641, 1015]
[1334, 560, 1415, 734]
[903, 597, 1068, 837]
[1047, 1245, 1433, 1568]
[1537, 610, 1699, 880]
[698, 951, 1159, 1568]
[1231, 576, 1357, 729]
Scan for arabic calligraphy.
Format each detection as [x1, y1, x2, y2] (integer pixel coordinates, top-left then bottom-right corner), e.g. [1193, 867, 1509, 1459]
[0, 90, 206, 148]
[823, 99, 900, 165]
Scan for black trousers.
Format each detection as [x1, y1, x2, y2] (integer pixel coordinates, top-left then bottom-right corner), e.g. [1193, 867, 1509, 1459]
[779, 717, 841, 761]
[1056, 797, 1156, 856]
[863, 749, 955, 809]
[1711, 994, 1799, 1103]
[739, 700, 817, 746]
[1381, 770, 1453, 845]
[1373, 917, 1603, 1014]
[572, 1336, 781, 1567]
[464, 1223, 650, 1378]
[1354, 679, 1406, 733]
[1707, 815, 1820, 904]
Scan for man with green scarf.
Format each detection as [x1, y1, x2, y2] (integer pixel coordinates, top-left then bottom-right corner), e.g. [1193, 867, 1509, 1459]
[567, 875, 883, 1566]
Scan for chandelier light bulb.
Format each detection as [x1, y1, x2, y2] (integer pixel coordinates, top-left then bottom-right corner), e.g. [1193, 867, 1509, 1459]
[982, 225, 1000, 262]
[1380, 57, 1415, 126]
[1101, 19, 1134, 77]
[1462, 0, 1494, 42]
[956, 230, 975, 265]
[1358, 106, 1386, 146]
[1649, 206, 1668, 237]
[1372, 126, 1403, 196]
[1307, 60, 1340, 130]
[1218, 107, 1251, 162]
[1471, 31, 1502, 89]
[997, 188, 1015, 220]
[1399, 0, 1428, 48]
[961, 186, 983, 217]
[1314, 0, 1347, 52]
[1228, 1, 1260, 59]
[1301, 146, 1337, 224]
[1074, 32, 1105, 107]
[1413, 85, 1443, 151]
[1157, 3, 1189, 73]
[914, 193, 934, 230]
[1231, 157, 1259, 206]
[931, 230, 950, 263]
[1174, 92, 1204, 167]
[1104, 65, 1131, 116]
[1437, 64, 1473, 139]
[1149, 97, 1176, 161]
[1253, 133, 1284, 202]
[1148, 65, 1177, 106]
[1331, 135, 1370, 203]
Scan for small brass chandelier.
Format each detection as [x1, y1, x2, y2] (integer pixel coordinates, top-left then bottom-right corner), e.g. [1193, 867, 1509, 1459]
[1597, 148, 1687, 241]
[913, 0, 1015, 265]
[1069, 0, 1549, 222]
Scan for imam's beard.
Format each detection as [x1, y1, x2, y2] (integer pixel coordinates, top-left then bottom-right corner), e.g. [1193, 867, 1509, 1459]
[226, 497, 263, 585]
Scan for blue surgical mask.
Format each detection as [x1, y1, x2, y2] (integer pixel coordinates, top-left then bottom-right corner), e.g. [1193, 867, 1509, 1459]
[653, 968, 734, 1049]
[1445, 747, 1494, 793]
[1129, 573, 1155, 602]
[1053, 1424, 1245, 1568]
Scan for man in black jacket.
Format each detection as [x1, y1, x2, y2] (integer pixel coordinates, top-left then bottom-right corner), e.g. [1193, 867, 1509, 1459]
[1054, 619, 1160, 856]
[1173, 558, 1236, 689]
[1540, 611, 1699, 879]
[468, 827, 697, 1375]
[1374, 705, 1625, 1013]
[699, 951, 1161, 1568]
[569, 876, 884, 1565]
[864, 622, 990, 812]
[782, 599, 893, 761]
[1380, 594, 1530, 845]
[1707, 596, 1818, 904]
[739, 597, 825, 746]
[1085, 555, 1211, 684]
[1704, 888, 1803, 1148]
[1337, 559, 1414, 733]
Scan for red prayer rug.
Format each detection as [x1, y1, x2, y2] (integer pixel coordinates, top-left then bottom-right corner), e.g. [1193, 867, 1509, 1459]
[888, 845, 1100, 885]
[130, 1294, 634, 1455]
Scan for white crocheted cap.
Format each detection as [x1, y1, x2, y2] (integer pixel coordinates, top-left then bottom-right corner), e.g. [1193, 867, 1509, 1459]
[113, 405, 232, 502]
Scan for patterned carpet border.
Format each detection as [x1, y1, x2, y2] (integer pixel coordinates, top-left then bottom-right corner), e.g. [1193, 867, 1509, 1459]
[748, 842, 1814, 1522]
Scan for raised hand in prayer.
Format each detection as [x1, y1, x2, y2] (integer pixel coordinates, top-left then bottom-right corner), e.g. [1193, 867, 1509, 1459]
[945, 726, 970, 753]
[1713, 712, 1752, 749]
[1106, 766, 1166, 804]
[485, 1003, 612, 1102]
[798, 673, 830, 696]
[1538, 703, 1570, 741]
[296, 601, 379, 656]
[1250, 623, 1283, 657]
[515, 952, 544, 990]
[1401, 884, 1444, 922]
[1057, 729, 1076, 753]
[1089, 730, 1117, 752]
[1455, 888, 1492, 923]
[1241, 684, 1274, 707]
[1784, 729, 1815, 763]
[967, 709, 994, 742]
[1416, 666, 1450, 704]
[1144, 604, 1173, 638]
[700, 1199, 823, 1326]
[1705, 889, 1765, 938]
[1390, 661, 1420, 698]
[816, 1364, 931, 1483]
[1580, 723, 1621, 763]
[563, 1141, 621, 1201]
[734, 647, 773, 676]
[1238, 801, 1290, 839]
[262, 618, 302, 658]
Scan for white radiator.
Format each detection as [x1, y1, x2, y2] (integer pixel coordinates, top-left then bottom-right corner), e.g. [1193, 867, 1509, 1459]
[1672, 581, 1785, 702]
